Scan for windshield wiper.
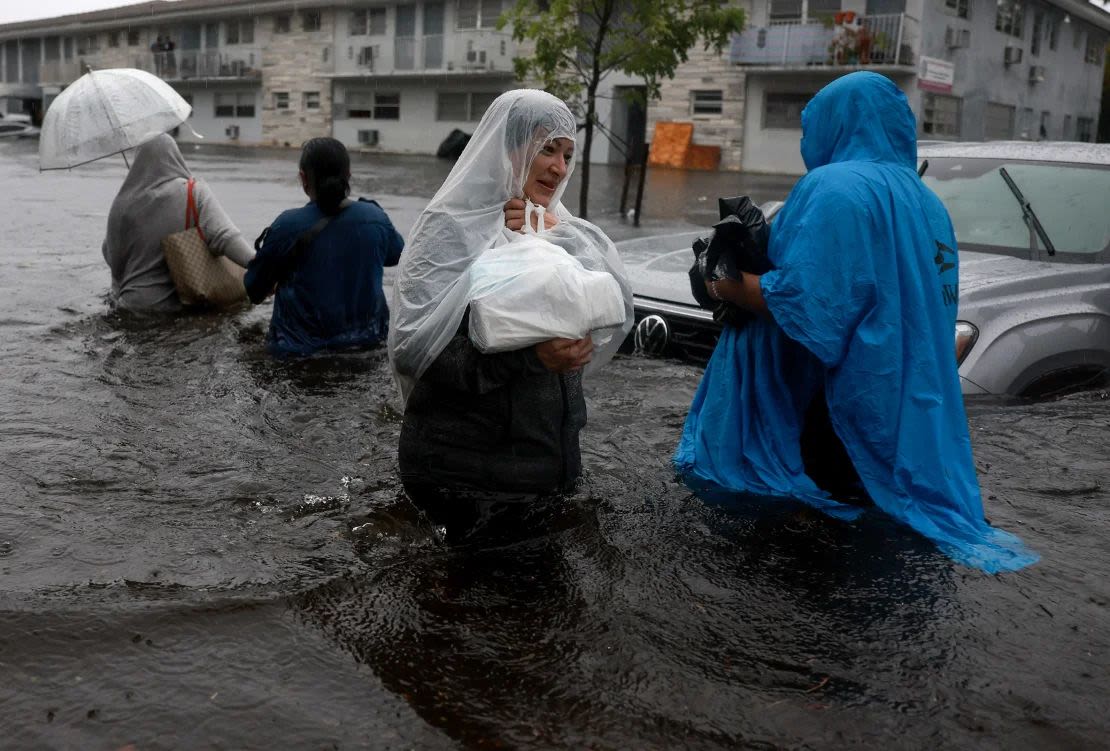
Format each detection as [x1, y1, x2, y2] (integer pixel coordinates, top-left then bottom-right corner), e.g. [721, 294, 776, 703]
[999, 167, 1055, 257]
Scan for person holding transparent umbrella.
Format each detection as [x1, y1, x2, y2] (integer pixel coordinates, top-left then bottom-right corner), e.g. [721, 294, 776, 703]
[102, 133, 254, 312]
[39, 68, 254, 312]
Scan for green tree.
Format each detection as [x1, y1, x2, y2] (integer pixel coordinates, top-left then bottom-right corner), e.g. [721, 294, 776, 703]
[501, 0, 745, 219]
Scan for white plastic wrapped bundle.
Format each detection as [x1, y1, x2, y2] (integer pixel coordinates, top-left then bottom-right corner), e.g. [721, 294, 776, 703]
[388, 89, 634, 404]
[467, 235, 627, 353]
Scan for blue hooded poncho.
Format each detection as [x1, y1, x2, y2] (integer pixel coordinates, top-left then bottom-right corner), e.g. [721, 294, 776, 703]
[674, 72, 1037, 573]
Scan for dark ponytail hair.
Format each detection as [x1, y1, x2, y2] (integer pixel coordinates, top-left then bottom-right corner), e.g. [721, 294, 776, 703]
[299, 137, 350, 216]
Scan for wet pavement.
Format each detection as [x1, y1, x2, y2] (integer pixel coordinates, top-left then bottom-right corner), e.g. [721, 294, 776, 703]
[0, 140, 1108, 750]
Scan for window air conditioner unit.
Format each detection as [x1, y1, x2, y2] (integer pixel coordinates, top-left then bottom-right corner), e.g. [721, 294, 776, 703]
[945, 27, 970, 49]
[1004, 46, 1023, 65]
[1028, 65, 1046, 83]
[358, 129, 379, 146]
[225, 125, 240, 139]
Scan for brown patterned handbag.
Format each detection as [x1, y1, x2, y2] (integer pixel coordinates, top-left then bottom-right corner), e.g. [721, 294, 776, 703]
[162, 178, 247, 307]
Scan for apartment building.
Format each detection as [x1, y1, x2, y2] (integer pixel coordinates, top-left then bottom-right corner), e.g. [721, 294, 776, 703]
[648, 0, 1109, 173]
[0, 0, 519, 155]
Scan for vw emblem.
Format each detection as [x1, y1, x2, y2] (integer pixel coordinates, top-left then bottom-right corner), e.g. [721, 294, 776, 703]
[634, 314, 670, 356]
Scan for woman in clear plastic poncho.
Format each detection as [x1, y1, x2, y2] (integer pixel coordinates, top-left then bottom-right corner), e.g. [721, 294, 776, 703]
[389, 89, 632, 521]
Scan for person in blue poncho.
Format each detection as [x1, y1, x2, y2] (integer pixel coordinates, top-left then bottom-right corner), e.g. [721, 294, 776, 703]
[674, 72, 1037, 573]
[245, 138, 405, 357]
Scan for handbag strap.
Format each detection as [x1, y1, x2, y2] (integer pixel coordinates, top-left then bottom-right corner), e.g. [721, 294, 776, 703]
[186, 177, 208, 245]
[276, 198, 354, 285]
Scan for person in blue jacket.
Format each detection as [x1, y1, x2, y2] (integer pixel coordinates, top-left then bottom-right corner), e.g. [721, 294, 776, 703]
[674, 72, 1037, 573]
[245, 137, 404, 356]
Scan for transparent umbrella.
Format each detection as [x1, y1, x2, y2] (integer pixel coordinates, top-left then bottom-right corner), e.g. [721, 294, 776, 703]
[39, 67, 195, 171]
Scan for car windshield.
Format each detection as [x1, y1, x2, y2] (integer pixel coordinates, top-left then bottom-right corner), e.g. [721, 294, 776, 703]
[921, 156, 1110, 263]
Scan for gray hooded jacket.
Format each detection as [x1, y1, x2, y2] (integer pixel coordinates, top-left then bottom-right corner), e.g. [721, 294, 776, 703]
[102, 134, 253, 312]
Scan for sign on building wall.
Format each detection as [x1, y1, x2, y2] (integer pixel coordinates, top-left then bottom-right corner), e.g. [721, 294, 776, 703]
[918, 56, 955, 93]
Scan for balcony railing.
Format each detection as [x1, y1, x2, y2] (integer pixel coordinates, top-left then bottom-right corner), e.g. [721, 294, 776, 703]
[336, 30, 513, 76]
[135, 50, 262, 80]
[730, 13, 918, 67]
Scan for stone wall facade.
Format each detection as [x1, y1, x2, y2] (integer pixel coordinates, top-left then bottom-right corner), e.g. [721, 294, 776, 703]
[647, 45, 746, 172]
[260, 10, 336, 147]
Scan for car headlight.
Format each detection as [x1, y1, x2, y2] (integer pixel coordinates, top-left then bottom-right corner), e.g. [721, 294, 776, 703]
[955, 321, 978, 366]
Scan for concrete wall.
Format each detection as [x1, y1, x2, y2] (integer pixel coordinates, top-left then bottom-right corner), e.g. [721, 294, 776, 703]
[916, 0, 1106, 140]
[175, 86, 263, 144]
[332, 79, 511, 153]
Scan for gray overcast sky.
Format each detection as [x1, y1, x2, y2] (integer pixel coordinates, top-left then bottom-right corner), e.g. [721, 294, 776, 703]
[1, 0, 1109, 25]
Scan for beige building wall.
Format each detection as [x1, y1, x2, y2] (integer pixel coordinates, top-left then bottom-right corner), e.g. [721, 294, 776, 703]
[260, 10, 336, 147]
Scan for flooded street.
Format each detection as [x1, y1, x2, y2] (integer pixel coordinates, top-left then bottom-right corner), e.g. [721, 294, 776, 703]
[1, 140, 1108, 749]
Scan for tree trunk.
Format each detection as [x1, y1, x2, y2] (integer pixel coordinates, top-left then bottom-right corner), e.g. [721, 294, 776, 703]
[579, 87, 597, 220]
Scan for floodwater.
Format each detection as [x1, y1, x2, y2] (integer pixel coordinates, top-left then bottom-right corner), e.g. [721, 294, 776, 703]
[1, 140, 1108, 750]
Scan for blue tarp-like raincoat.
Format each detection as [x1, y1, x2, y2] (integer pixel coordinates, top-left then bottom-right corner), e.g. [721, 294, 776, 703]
[674, 72, 1037, 572]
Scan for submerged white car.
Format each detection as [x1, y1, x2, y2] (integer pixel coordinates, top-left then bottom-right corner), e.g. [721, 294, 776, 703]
[620, 142, 1110, 398]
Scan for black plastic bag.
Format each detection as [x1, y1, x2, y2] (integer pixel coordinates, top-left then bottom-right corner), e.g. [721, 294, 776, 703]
[689, 195, 772, 329]
[436, 129, 472, 160]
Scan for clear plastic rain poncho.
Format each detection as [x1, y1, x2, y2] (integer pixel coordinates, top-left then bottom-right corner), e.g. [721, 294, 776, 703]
[388, 89, 633, 403]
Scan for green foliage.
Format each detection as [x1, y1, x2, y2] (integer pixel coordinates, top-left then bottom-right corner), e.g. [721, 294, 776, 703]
[500, 0, 745, 102]
[500, 0, 744, 216]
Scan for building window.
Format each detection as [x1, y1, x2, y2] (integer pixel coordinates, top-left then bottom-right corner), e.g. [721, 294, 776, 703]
[216, 92, 256, 117]
[274, 15, 291, 33]
[769, 0, 803, 23]
[1030, 10, 1043, 55]
[922, 93, 961, 138]
[205, 23, 219, 48]
[226, 19, 254, 45]
[350, 8, 387, 36]
[995, 0, 1024, 38]
[303, 11, 323, 32]
[215, 93, 236, 117]
[108, 31, 120, 48]
[1044, 13, 1057, 50]
[457, 0, 502, 30]
[944, 0, 969, 19]
[436, 91, 498, 121]
[1039, 110, 1050, 139]
[374, 92, 400, 119]
[691, 90, 723, 116]
[304, 91, 321, 110]
[1086, 38, 1103, 65]
[127, 29, 141, 46]
[437, 92, 468, 120]
[983, 102, 1014, 140]
[347, 91, 400, 119]
[76, 34, 99, 55]
[764, 92, 810, 129]
[1076, 116, 1094, 142]
[273, 91, 290, 111]
[1062, 114, 1071, 139]
[236, 93, 255, 117]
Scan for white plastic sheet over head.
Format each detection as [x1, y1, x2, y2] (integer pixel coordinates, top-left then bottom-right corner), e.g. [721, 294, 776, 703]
[388, 89, 633, 404]
[39, 68, 193, 170]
